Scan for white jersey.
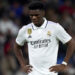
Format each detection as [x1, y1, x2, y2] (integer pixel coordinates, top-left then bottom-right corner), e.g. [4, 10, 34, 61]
[16, 18, 72, 75]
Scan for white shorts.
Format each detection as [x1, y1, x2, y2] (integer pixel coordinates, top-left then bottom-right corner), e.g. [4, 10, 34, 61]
[28, 68, 58, 75]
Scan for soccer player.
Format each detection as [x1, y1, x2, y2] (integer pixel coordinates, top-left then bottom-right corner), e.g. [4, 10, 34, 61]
[14, 1, 75, 75]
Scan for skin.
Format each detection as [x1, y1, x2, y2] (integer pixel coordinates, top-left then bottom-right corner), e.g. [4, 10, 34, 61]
[14, 9, 75, 74]
[50, 39, 75, 73]
[29, 9, 45, 27]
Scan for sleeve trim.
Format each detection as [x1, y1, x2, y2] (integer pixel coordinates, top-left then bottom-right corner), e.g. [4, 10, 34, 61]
[16, 40, 24, 46]
[63, 37, 72, 44]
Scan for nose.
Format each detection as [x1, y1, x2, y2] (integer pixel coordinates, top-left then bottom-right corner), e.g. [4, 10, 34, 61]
[32, 16, 37, 20]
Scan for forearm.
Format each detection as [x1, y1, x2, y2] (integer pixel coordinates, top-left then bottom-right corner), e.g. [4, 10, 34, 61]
[14, 43, 26, 67]
[64, 39, 75, 63]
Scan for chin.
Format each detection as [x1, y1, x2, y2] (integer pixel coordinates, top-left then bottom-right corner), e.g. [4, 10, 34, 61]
[34, 22, 39, 25]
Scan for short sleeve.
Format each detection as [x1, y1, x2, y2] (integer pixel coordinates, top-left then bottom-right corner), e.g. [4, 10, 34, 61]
[16, 27, 26, 46]
[56, 23, 72, 44]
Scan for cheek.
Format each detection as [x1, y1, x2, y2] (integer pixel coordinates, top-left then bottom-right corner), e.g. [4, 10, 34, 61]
[38, 16, 43, 20]
[38, 15, 42, 18]
[29, 16, 35, 20]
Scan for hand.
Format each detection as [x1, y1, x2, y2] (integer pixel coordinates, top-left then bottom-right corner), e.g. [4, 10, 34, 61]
[49, 64, 67, 73]
[22, 65, 33, 73]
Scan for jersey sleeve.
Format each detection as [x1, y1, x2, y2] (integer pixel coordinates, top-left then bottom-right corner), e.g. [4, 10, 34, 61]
[16, 27, 26, 46]
[56, 23, 72, 44]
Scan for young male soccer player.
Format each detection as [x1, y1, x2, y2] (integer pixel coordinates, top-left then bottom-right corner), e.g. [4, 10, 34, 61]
[14, 1, 75, 75]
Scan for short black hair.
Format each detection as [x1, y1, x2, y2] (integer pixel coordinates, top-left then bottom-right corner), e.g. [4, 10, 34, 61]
[28, 1, 45, 10]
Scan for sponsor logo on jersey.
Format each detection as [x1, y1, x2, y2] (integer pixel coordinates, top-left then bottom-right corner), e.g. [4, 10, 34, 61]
[30, 39, 51, 48]
[27, 28, 32, 38]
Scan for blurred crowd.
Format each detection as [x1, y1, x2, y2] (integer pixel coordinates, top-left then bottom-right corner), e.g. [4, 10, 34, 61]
[0, 0, 75, 75]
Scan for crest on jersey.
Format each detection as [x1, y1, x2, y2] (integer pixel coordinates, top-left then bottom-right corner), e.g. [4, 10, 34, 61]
[47, 31, 51, 36]
[27, 28, 32, 38]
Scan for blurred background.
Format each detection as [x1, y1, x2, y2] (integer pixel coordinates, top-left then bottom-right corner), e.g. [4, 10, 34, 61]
[0, 0, 75, 75]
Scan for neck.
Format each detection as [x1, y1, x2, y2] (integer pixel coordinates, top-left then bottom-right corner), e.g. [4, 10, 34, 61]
[36, 19, 44, 27]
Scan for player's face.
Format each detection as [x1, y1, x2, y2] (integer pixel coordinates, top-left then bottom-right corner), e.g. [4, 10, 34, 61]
[29, 9, 45, 27]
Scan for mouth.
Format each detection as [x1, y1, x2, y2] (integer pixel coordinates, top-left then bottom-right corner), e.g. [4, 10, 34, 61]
[32, 20, 38, 23]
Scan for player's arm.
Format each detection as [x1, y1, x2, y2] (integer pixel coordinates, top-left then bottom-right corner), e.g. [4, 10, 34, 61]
[14, 42, 26, 67]
[14, 42, 33, 73]
[49, 39, 75, 72]
[14, 26, 33, 73]
[63, 39, 75, 63]
[49, 23, 75, 72]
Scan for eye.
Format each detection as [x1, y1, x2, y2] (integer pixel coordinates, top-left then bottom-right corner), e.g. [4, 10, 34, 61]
[29, 14, 39, 17]
[35, 14, 39, 16]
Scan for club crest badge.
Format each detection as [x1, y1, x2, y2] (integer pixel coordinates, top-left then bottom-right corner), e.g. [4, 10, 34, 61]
[47, 31, 51, 36]
[27, 28, 32, 38]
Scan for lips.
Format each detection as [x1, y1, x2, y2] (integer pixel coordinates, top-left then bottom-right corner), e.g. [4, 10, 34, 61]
[32, 20, 38, 23]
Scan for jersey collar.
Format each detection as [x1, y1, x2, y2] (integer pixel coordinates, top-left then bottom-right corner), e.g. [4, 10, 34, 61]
[32, 18, 48, 30]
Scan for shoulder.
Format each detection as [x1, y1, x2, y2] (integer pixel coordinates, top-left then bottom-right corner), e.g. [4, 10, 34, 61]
[19, 23, 32, 32]
[47, 21, 62, 28]
[48, 21, 57, 24]
[47, 20, 58, 27]
[47, 21, 58, 26]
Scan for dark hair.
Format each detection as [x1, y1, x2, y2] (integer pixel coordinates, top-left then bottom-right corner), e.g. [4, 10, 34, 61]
[28, 1, 45, 10]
